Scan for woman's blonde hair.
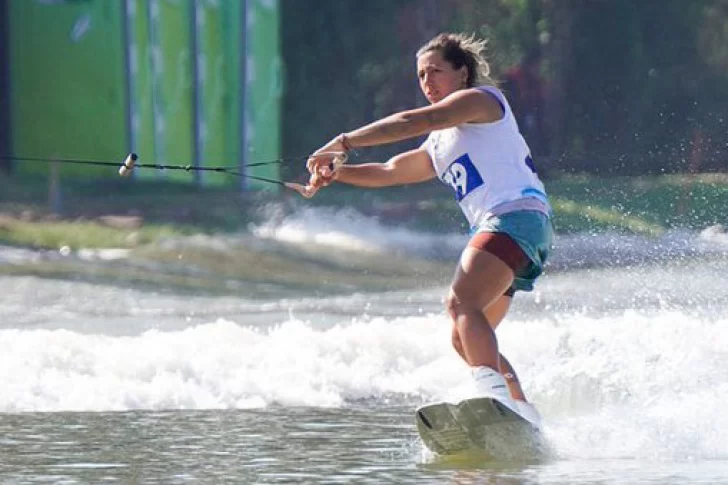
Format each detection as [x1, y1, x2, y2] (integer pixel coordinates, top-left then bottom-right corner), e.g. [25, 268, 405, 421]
[416, 33, 494, 87]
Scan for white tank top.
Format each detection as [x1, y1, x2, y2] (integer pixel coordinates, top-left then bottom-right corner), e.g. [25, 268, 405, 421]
[422, 86, 550, 228]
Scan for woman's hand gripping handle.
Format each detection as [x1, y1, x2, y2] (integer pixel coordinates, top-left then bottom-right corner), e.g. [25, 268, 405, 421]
[285, 134, 352, 198]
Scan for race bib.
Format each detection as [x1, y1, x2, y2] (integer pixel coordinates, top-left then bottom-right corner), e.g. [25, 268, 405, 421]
[441, 153, 483, 201]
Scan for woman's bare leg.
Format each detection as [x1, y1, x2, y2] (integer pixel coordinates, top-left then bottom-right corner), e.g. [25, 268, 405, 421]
[447, 247, 514, 370]
[497, 354, 527, 401]
[483, 295, 527, 401]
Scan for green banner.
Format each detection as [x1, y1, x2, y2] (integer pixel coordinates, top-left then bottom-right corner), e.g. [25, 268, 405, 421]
[128, 0, 194, 182]
[125, 0, 154, 180]
[9, 0, 127, 178]
[244, 0, 282, 191]
[8, 0, 281, 189]
[193, 0, 241, 186]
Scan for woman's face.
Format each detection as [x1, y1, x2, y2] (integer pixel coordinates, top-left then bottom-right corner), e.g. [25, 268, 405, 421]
[417, 50, 467, 104]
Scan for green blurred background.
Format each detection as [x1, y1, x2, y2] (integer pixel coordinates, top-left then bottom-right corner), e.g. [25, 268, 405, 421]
[0, 0, 726, 243]
[1, 0, 280, 188]
[2, 0, 727, 184]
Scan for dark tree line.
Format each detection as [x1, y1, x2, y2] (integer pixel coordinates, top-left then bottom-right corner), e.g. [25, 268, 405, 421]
[281, 0, 728, 177]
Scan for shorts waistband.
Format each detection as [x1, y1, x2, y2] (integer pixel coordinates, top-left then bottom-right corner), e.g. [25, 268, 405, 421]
[485, 197, 551, 220]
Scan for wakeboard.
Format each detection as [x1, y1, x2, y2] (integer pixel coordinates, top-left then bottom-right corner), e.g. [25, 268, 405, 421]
[415, 397, 545, 458]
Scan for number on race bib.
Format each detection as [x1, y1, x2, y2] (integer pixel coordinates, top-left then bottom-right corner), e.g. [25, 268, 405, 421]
[442, 154, 484, 202]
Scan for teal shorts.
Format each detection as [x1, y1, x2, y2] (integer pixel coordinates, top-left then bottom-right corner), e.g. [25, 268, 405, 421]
[473, 210, 553, 292]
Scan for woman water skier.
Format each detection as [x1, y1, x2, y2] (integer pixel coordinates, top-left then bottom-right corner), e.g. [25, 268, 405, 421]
[288, 33, 553, 424]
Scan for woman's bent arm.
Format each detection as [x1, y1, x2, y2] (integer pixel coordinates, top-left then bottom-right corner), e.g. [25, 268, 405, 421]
[343, 89, 501, 149]
[335, 148, 436, 188]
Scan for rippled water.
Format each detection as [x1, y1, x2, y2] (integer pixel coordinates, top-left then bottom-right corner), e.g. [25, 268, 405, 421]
[2, 406, 727, 484]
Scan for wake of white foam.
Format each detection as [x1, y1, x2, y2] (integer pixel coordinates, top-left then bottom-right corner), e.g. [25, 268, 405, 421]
[505, 310, 728, 460]
[0, 316, 458, 412]
[250, 205, 728, 271]
[1, 309, 725, 460]
[250, 206, 465, 258]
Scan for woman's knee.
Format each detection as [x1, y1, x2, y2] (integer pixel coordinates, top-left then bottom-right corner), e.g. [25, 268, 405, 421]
[445, 292, 457, 319]
[445, 291, 478, 319]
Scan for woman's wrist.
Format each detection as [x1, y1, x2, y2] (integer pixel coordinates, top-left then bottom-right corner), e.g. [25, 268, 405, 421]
[337, 133, 354, 152]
